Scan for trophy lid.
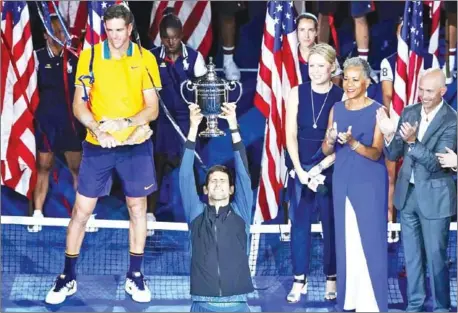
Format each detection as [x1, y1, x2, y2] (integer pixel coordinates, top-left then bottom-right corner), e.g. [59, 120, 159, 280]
[195, 56, 226, 86]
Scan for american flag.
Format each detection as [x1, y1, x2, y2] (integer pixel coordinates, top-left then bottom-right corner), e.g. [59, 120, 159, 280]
[57, 1, 88, 46]
[149, 1, 212, 58]
[1, 1, 39, 198]
[392, 1, 425, 119]
[426, 1, 441, 57]
[254, 1, 299, 222]
[83, 1, 118, 49]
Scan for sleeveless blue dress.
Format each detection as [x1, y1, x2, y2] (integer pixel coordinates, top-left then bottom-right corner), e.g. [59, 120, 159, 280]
[332, 100, 388, 311]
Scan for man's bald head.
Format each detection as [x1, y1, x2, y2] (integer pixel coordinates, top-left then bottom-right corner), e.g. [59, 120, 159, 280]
[420, 68, 446, 89]
[418, 67, 447, 113]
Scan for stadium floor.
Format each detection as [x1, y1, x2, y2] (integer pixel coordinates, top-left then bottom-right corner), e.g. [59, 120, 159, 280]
[2, 226, 456, 312]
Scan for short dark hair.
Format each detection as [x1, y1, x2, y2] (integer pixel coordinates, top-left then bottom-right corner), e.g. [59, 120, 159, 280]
[42, 15, 61, 34]
[205, 165, 234, 187]
[159, 8, 183, 38]
[103, 4, 133, 25]
[296, 12, 318, 30]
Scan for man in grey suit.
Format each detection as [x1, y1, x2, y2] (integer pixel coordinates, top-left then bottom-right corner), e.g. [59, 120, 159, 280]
[376, 68, 457, 312]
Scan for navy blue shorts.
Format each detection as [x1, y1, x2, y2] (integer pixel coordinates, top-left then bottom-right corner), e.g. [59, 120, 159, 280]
[77, 140, 157, 198]
[35, 120, 84, 153]
[318, 1, 375, 18]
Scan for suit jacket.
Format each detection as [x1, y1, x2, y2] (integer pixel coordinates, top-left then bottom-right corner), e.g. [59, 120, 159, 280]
[384, 101, 457, 219]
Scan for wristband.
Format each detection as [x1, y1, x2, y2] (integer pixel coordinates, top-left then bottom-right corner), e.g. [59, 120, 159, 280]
[351, 141, 360, 151]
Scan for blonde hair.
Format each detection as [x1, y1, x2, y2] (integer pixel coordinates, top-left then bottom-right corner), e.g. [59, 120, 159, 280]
[308, 43, 337, 67]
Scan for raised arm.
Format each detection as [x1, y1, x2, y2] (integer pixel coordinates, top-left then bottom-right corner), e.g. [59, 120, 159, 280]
[179, 104, 204, 223]
[220, 103, 252, 224]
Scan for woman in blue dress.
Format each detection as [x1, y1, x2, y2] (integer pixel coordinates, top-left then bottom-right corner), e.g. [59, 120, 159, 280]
[285, 43, 343, 303]
[322, 57, 388, 312]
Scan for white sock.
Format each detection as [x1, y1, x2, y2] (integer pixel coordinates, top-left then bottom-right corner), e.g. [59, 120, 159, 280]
[449, 48, 456, 71]
[33, 209, 43, 217]
[223, 46, 235, 65]
[358, 48, 369, 61]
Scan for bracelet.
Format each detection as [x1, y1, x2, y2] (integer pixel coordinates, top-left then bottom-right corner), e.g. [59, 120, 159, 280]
[351, 141, 360, 151]
[452, 167, 457, 172]
[230, 128, 239, 134]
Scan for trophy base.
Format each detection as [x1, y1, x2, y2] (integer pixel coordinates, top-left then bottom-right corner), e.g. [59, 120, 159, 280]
[199, 128, 226, 137]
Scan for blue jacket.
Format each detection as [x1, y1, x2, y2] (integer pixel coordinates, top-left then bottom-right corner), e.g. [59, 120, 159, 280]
[179, 140, 254, 297]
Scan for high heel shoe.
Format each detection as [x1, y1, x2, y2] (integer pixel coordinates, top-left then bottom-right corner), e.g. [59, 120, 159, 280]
[286, 278, 307, 303]
[324, 275, 337, 300]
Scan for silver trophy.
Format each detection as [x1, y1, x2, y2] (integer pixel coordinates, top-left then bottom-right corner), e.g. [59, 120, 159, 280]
[180, 57, 242, 137]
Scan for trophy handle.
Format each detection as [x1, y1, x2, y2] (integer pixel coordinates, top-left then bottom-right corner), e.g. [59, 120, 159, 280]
[180, 80, 196, 105]
[226, 81, 243, 104]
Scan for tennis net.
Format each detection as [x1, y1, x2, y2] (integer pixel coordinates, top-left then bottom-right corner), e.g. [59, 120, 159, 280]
[1, 216, 456, 303]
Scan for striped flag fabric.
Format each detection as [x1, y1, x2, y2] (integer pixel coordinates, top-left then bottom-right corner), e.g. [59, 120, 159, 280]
[253, 1, 300, 222]
[83, 1, 118, 49]
[426, 1, 441, 57]
[149, 1, 212, 58]
[392, 0, 425, 118]
[1, 1, 39, 198]
[57, 1, 88, 46]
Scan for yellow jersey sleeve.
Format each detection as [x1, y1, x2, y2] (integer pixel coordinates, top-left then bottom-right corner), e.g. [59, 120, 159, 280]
[141, 49, 162, 91]
[74, 49, 91, 87]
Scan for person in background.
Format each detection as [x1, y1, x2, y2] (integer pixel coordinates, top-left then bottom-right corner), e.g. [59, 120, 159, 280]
[29, 15, 84, 233]
[180, 102, 253, 312]
[213, 1, 246, 81]
[285, 43, 343, 303]
[296, 13, 342, 86]
[148, 9, 207, 231]
[443, 1, 457, 80]
[379, 68, 456, 312]
[318, 1, 379, 83]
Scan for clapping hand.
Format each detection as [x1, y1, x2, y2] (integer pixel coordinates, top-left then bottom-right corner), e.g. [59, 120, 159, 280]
[337, 126, 353, 145]
[399, 121, 418, 143]
[326, 122, 338, 146]
[376, 107, 396, 137]
[436, 147, 457, 169]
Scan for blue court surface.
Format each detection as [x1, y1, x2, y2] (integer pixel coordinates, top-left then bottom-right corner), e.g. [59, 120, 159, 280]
[1, 224, 456, 312]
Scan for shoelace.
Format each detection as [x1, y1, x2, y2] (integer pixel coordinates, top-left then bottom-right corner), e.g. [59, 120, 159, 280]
[130, 274, 147, 291]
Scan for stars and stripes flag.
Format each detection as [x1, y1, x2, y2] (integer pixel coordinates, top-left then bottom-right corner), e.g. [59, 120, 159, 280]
[149, 1, 213, 57]
[83, 1, 119, 49]
[1, 1, 39, 198]
[392, 1, 425, 119]
[253, 1, 300, 222]
[426, 1, 441, 56]
[57, 1, 88, 45]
